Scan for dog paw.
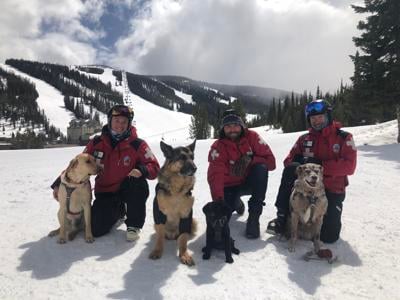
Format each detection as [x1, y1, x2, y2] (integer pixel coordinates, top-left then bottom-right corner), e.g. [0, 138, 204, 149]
[180, 253, 195, 266]
[57, 238, 67, 244]
[85, 236, 95, 243]
[202, 253, 211, 260]
[225, 257, 234, 264]
[149, 250, 162, 260]
[48, 231, 57, 237]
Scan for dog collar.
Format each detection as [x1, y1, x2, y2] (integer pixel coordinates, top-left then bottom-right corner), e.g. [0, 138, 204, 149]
[307, 195, 318, 205]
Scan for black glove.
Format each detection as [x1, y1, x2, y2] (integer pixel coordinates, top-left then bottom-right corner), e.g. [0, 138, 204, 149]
[303, 156, 322, 165]
[293, 154, 322, 165]
[231, 154, 252, 177]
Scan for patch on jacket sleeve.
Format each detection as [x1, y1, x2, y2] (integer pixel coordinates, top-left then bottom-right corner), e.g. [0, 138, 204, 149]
[346, 138, 356, 151]
[210, 149, 220, 160]
[144, 147, 155, 160]
[258, 136, 267, 145]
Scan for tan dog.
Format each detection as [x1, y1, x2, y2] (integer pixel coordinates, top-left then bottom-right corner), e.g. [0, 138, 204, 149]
[288, 163, 328, 253]
[49, 153, 99, 244]
[149, 140, 197, 266]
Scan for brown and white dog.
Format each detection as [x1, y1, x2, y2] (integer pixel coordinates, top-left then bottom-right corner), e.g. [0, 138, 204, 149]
[49, 153, 100, 244]
[149, 140, 197, 266]
[288, 163, 328, 253]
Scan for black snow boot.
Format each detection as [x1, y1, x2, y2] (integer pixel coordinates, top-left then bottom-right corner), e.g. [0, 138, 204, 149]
[246, 201, 264, 239]
[246, 212, 261, 239]
[235, 199, 245, 216]
[266, 213, 286, 236]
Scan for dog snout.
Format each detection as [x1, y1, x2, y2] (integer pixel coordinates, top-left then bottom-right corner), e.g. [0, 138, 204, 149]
[181, 162, 197, 176]
[311, 175, 318, 181]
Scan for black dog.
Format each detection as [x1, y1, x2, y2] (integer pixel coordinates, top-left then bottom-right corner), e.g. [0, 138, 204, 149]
[202, 201, 240, 263]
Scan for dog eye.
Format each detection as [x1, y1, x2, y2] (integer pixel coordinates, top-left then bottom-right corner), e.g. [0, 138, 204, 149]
[86, 160, 91, 164]
[179, 154, 187, 160]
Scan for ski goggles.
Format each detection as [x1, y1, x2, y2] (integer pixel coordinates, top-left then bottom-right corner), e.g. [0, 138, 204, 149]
[305, 101, 327, 116]
[110, 105, 134, 118]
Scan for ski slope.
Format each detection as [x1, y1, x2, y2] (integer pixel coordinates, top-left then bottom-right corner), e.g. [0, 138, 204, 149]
[78, 67, 192, 142]
[0, 120, 399, 299]
[0, 63, 74, 136]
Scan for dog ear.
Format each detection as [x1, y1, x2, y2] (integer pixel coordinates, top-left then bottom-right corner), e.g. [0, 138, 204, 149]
[66, 157, 79, 172]
[296, 165, 304, 177]
[319, 165, 324, 174]
[202, 202, 213, 214]
[186, 139, 196, 153]
[160, 141, 173, 159]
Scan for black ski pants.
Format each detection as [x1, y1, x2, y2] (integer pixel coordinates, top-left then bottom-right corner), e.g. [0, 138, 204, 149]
[224, 163, 269, 218]
[91, 176, 149, 237]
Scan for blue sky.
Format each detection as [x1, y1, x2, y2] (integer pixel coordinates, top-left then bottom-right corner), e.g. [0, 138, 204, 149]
[0, 0, 364, 92]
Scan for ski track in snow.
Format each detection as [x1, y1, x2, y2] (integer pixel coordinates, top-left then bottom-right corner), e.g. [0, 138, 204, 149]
[0, 120, 399, 299]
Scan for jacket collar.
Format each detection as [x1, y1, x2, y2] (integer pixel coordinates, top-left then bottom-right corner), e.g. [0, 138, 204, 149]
[101, 125, 138, 148]
[308, 121, 341, 137]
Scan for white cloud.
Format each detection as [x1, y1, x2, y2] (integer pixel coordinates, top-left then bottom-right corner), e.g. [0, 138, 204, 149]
[0, 0, 363, 92]
[111, 0, 361, 92]
[0, 0, 104, 65]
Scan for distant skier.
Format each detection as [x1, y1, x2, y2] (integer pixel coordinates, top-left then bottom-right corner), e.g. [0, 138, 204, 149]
[51, 104, 160, 242]
[207, 109, 276, 239]
[267, 99, 357, 243]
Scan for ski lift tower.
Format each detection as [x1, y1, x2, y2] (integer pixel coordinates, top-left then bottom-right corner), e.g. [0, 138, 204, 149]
[121, 70, 133, 107]
[121, 70, 135, 125]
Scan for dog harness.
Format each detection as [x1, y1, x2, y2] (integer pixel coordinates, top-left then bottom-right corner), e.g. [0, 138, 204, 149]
[60, 181, 87, 216]
[304, 195, 319, 224]
[153, 184, 193, 234]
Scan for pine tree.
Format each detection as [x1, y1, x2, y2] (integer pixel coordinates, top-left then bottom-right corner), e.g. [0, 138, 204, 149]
[351, 0, 400, 127]
[189, 104, 210, 140]
[230, 99, 246, 123]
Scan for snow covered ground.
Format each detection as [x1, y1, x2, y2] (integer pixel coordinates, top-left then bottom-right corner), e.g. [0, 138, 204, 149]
[0, 120, 399, 299]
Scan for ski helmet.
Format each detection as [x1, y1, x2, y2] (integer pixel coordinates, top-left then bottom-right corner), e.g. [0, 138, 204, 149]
[107, 105, 134, 126]
[305, 99, 332, 125]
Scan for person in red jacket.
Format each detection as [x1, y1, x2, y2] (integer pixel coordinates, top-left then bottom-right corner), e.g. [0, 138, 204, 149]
[266, 99, 357, 243]
[207, 109, 276, 239]
[51, 105, 160, 241]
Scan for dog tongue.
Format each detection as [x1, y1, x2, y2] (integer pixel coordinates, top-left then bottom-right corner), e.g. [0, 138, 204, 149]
[307, 180, 316, 187]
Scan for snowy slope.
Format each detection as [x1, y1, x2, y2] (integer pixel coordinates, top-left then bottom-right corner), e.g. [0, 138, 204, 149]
[0, 63, 74, 136]
[1, 121, 399, 299]
[78, 67, 192, 142]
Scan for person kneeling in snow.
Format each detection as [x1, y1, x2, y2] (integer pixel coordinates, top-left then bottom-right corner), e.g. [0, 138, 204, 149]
[207, 109, 276, 239]
[266, 99, 357, 243]
[51, 105, 160, 242]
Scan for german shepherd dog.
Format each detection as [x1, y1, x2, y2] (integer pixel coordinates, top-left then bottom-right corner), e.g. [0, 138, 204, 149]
[288, 163, 328, 253]
[49, 153, 100, 243]
[202, 201, 240, 263]
[149, 140, 197, 266]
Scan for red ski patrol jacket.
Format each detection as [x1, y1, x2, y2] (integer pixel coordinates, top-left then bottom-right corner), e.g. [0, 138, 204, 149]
[84, 126, 160, 193]
[207, 129, 276, 201]
[284, 121, 357, 194]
